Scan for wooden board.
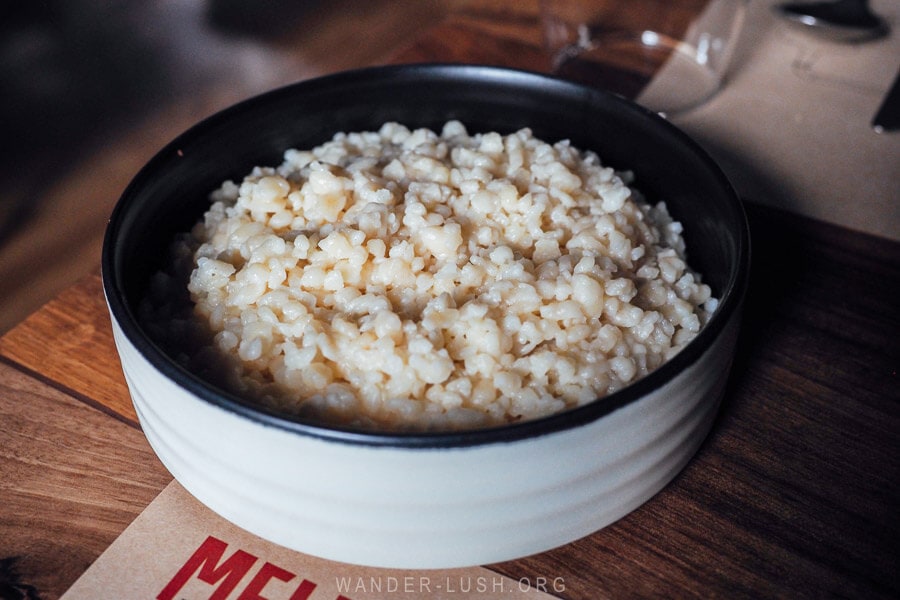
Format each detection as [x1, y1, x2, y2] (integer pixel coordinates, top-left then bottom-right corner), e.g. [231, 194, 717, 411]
[0, 272, 135, 425]
[0, 362, 171, 599]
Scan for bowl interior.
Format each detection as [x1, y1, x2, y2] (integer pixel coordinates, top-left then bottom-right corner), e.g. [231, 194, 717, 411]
[103, 64, 749, 444]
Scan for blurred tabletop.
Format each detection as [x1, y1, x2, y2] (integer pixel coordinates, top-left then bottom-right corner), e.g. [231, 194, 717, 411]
[1, 1, 899, 598]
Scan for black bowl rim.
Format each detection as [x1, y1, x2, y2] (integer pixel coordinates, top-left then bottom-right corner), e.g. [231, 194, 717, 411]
[102, 63, 751, 449]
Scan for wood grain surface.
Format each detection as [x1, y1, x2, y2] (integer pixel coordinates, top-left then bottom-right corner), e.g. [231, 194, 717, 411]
[0, 271, 135, 425]
[0, 362, 171, 600]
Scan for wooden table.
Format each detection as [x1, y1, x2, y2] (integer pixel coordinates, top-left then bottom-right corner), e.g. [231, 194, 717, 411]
[2, 4, 898, 599]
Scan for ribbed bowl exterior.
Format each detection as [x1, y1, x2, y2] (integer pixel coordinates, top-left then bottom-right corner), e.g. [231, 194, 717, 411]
[110, 307, 740, 569]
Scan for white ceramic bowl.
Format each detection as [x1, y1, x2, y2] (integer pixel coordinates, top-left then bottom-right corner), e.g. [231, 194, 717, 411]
[103, 64, 750, 568]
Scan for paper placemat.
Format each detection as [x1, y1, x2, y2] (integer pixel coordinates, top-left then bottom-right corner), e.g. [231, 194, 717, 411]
[61, 481, 563, 600]
[672, 0, 900, 241]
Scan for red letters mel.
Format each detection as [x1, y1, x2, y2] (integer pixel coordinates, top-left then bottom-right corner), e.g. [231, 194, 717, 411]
[156, 535, 342, 600]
